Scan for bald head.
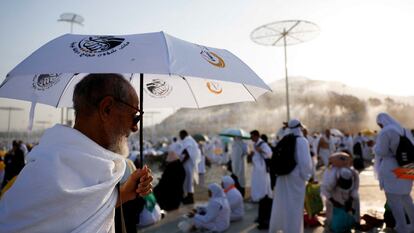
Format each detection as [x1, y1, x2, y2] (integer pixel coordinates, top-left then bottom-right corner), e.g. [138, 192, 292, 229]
[73, 73, 134, 117]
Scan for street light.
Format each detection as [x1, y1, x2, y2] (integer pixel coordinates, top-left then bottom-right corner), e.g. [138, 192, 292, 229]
[58, 13, 84, 125]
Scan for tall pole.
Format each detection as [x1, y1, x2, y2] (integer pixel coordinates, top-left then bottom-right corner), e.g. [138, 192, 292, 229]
[283, 29, 290, 122]
[139, 73, 144, 168]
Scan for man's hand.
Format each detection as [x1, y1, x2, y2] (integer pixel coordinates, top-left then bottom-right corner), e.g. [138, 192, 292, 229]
[118, 165, 153, 206]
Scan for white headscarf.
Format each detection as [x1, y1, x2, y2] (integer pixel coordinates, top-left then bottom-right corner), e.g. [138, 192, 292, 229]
[222, 176, 235, 190]
[376, 112, 403, 135]
[287, 118, 304, 137]
[209, 183, 226, 198]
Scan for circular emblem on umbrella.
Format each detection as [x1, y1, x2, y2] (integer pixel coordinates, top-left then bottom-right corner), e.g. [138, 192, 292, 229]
[71, 36, 130, 57]
[199, 47, 225, 68]
[32, 74, 61, 91]
[206, 81, 223, 94]
[145, 79, 172, 98]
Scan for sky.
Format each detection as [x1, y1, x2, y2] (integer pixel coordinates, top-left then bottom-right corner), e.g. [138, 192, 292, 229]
[1, 0, 414, 131]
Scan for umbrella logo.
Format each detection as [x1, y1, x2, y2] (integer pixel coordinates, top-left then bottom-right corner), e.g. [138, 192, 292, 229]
[32, 74, 61, 91]
[145, 79, 172, 98]
[206, 81, 223, 94]
[199, 46, 225, 68]
[71, 36, 130, 57]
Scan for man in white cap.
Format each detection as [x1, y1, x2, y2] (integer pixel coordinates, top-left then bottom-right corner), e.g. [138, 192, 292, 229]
[269, 118, 313, 233]
[222, 175, 244, 221]
[374, 112, 414, 233]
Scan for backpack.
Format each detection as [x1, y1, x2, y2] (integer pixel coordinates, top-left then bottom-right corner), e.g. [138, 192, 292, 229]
[269, 134, 298, 176]
[396, 131, 414, 166]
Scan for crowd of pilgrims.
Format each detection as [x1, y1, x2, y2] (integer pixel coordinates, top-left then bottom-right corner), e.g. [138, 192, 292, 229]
[1, 112, 414, 233]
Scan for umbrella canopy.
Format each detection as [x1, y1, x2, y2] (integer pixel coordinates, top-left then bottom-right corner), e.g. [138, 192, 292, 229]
[0, 32, 271, 166]
[330, 128, 344, 137]
[360, 129, 376, 137]
[192, 134, 209, 143]
[219, 128, 250, 140]
[1, 32, 270, 109]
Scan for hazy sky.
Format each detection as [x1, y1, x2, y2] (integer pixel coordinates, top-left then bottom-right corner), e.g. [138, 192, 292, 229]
[1, 0, 414, 131]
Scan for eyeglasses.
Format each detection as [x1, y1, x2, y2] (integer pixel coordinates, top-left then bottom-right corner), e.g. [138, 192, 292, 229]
[114, 98, 143, 125]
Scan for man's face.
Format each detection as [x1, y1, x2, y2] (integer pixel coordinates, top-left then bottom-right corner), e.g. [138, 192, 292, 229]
[107, 88, 139, 157]
[251, 134, 259, 142]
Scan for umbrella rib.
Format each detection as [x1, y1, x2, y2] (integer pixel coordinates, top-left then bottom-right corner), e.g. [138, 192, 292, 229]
[242, 84, 257, 102]
[180, 76, 200, 108]
[56, 73, 77, 108]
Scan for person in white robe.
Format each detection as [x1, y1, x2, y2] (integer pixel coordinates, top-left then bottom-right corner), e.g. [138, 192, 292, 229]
[0, 74, 153, 233]
[192, 183, 231, 232]
[198, 142, 206, 187]
[249, 130, 273, 202]
[318, 129, 336, 168]
[222, 175, 244, 221]
[231, 136, 248, 192]
[374, 112, 414, 233]
[269, 119, 313, 233]
[179, 130, 201, 204]
[321, 167, 360, 227]
[168, 137, 182, 156]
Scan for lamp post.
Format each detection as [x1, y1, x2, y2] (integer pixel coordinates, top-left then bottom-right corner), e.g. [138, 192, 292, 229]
[58, 13, 84, 125]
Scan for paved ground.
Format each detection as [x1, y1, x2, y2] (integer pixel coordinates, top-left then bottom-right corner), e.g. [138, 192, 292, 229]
[139, 165, 412, 233]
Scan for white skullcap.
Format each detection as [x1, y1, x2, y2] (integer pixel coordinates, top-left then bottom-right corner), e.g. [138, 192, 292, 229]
[339, 167, 353, 180]
[288, 119, 302, 129]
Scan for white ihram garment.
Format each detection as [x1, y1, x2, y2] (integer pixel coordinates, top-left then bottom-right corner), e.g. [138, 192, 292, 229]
[180, 136, 201, 194]
[0, 125, 125, 233]
[231, 138, 248, 187]
[374, 113, 414, 233]
[250, 139, 272, 202]
[269, 120, 313, 233]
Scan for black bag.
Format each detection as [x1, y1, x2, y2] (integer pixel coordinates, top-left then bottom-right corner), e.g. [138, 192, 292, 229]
[353, 142, 365, 170]
[396, 131, 414, 166]
[269, 134, 298, 176]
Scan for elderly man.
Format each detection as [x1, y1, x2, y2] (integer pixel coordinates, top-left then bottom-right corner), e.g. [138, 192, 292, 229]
[0, 74, 153, 233]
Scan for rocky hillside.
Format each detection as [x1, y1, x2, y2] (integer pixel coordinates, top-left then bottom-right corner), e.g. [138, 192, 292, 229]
[145, 77, 414, 137]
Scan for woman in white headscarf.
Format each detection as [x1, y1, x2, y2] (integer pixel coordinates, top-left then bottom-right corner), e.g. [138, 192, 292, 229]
[222, 176, 244, 221]
[269, 119, 313, 233]
[374, 112, 414, 233]
[192, 183, 231, 232]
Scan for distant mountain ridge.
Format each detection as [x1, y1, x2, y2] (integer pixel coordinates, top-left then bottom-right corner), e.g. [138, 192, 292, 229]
[148, 77, 414, 137]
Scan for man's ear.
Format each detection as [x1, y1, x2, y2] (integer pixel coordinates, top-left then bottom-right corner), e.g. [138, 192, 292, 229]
[98, 96, 114, 122]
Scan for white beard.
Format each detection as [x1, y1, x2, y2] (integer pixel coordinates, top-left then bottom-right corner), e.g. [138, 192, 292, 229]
[109, 134, 130, 157]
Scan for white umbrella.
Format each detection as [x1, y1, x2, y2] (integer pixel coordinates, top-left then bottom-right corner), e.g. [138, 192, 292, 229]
[330, 128, 344, 137]
[0, 31, 271, 165]
[219, 128, 250, 139]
